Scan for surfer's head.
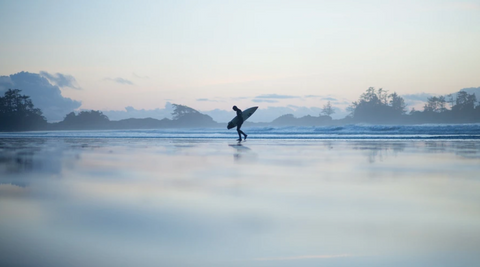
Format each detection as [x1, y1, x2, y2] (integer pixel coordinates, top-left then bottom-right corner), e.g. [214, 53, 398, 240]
[232, 105, 238, 111]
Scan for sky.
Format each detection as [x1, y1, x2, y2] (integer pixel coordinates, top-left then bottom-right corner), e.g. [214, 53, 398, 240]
[1, 0, 479, 121]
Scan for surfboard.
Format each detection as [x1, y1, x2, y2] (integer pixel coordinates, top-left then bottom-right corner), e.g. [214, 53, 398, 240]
[227, 106, 258, 129]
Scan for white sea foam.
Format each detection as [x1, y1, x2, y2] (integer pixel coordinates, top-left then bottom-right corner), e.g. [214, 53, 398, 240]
[1, 123, 479, 139]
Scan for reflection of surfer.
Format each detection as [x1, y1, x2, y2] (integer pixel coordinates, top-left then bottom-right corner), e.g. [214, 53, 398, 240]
[229, 143, 252, 162]
[233, 106, 248, 141]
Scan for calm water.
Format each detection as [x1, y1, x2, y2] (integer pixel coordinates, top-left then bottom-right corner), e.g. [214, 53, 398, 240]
[1, 129, 480, 266]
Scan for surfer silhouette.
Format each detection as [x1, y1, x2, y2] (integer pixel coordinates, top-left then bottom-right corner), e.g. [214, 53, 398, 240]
[233, 106, 248, 141]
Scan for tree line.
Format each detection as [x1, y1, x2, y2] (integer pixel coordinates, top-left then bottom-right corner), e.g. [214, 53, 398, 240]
[345, 87, 480, 124]
[0, 89, 217, 131]
[409, 91, 479, 123]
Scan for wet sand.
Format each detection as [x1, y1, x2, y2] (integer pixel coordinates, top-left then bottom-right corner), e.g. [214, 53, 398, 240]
[1, 138, 480, 267]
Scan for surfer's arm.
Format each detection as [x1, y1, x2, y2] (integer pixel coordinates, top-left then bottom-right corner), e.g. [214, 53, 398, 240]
[237, 109, 243, 124]
[236, 110, 243, 124]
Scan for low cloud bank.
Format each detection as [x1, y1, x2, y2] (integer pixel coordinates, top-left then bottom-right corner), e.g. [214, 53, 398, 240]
[99, 105, 348, 123]
[39, 71, 80, 89]
[204, 105, 349, 122]
[102, 103, 175, 121]
[103, 77, 134, 85]
[460, 87, 480, 95]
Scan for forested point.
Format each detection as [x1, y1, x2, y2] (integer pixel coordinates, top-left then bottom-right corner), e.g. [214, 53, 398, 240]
[0, 89, 47, 131]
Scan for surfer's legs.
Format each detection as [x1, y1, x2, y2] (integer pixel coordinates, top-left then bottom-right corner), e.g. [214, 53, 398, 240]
[236, 124, 247, 141]
[237, 129, 247, 140]
[240, 130, 247, 140]
[236, 128, 243, 141]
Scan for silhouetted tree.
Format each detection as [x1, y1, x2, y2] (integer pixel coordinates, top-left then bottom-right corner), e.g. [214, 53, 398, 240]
[424, 96, 447, 113]
[438, 96, 447, 112]
[170, 104, 216, 127]
[321, 101, 335, 117]
[171, 104, 201, 120]
[453, 91, 476, 113]
[424, 96, 441, 113]
[389, 92, 406, 114]
[476, 100, 480, 116]
[349, 87, 406, 123]
[447, 94, 455, 109]
[0, 89, 47, 131]
[360, 87, 381, 105]
[378, 88, 389, 105]
[64, 111, 77, 122]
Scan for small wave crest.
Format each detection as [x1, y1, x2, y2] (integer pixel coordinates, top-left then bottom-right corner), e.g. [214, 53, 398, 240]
[314, 126, 344, 132]
[368, 126, 401, 132]
[1, 124, 480, 140]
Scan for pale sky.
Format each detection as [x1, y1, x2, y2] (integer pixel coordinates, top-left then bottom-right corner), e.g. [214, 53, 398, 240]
[1, 0, 479, 120]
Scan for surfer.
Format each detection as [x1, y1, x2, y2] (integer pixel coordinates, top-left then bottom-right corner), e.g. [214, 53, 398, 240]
[233, 106, 248, 141]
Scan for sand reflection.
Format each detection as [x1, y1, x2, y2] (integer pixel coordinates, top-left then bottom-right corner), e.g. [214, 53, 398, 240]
[0, 139, 479, 267]
[229, 143, 257, 163]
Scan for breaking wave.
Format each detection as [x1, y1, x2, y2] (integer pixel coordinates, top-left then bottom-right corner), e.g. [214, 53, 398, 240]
[1, 124, 480, 140]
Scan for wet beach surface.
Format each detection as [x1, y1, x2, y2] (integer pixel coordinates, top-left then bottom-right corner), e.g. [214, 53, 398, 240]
[1, 138, 480, 267]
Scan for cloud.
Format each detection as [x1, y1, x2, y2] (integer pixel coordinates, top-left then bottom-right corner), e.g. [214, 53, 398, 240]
[196, 98, 218, 102]
[401, 93, 435, 102]
[39, 71, 80, 89]
[252, 99, 279, 103]
[400, 90, 480, 111]
[132, 73, 149, 79]
[0, 76, 13, 88]
[104, 77, 134, 85]
[253, 254, 354, 261]
[303, 95, 340, 102]
[401, 89, 480, 103]
[101, 102, 174, 121]
[255, 94, 300, 99]
[0, 72, 81, 121]
[459, 87, 480, 96]
[401, 93, 437, 110]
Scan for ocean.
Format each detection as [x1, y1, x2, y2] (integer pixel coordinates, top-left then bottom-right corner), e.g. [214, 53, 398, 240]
[1, 123, 480, 139]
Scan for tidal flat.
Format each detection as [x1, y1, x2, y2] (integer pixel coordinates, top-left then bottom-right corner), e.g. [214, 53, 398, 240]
[1, 138, 480, 267]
